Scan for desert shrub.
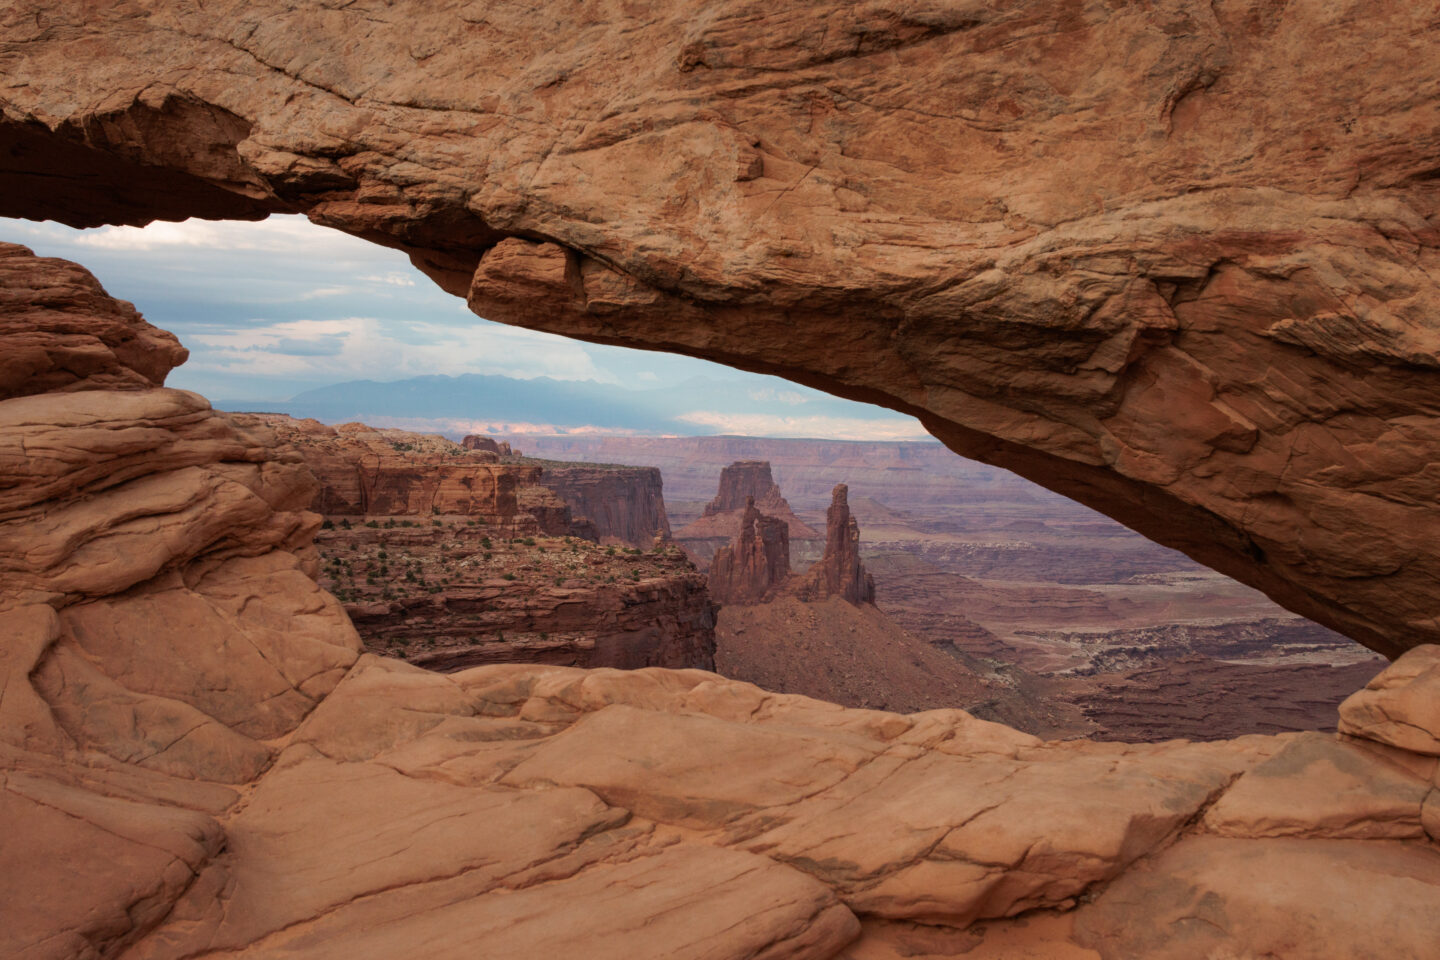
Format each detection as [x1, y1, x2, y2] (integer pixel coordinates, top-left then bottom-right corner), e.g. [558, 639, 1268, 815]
[502, 572, 517, 581]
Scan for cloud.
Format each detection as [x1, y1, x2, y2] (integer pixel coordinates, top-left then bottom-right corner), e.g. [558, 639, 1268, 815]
[746, 387, 811, 406]
[186, 316, 608, 385]
[270, 336, 347, 357]
[69, 216, 369, 255]
[363, 272, 415, 287]
[296, 286, 353, 300]
[674, 410, 932, 441]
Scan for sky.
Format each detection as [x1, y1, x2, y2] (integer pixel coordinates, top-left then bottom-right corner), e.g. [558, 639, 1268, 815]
[1, 214, 932, 441]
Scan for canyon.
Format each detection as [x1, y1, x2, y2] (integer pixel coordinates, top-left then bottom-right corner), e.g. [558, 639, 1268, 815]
[701, 470, 1047, 723]
[6, 3, 1440, 957]
[5, 240, 1440, 956]
[237, 414, 713, 671]
[525, 437, 1385, 741]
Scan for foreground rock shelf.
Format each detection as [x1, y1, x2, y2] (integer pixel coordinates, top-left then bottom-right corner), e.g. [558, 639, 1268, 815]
[9, 651, 1440, 960]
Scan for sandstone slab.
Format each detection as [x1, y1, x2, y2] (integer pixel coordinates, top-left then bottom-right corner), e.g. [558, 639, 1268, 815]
[1075, 837, 1440, 960]
[1339, 644, 1440, 754]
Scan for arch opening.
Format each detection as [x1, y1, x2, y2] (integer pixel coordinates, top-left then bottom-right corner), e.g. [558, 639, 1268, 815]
[3, 213, 1389, 741]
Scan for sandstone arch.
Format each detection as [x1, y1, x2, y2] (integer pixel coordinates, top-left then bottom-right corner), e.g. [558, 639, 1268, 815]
[4, 0, 1440, 657]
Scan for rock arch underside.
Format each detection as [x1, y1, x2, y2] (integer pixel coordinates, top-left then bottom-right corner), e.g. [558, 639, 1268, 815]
[5, 2, 1440, 958]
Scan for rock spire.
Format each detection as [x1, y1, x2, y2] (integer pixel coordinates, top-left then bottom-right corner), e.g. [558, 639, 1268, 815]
[708, 496, 791, 605]
[794, 484, 876, 606]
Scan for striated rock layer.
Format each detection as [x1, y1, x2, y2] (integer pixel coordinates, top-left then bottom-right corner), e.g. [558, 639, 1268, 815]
[248, 415, 566, 532]
[5, 245, 1440, 960]
[4, 2, 1440, 655]
[675, 459, 819, 543]
[709, 496, 792, 605]
[316, 521, 716, 673]
[531, 461, 672, 548]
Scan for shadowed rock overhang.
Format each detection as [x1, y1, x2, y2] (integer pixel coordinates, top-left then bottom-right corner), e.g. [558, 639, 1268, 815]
[3, 0, 1439, 657]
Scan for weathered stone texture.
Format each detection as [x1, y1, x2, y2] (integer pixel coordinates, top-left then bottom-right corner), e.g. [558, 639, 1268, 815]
[710, 496, 792, 604]
[4, 1, 1440, 654]
[793, 483, 876, 606]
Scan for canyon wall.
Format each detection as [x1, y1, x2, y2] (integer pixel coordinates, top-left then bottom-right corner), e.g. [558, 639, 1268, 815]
[8, 243, 1440, 960]
[514, 435, 1047, 509]
[251, 416, 550, 526]
[255, 416, 714, 670]
[5, 1, 1440, 655]
[532, 462, 672, 548]
[313, 519, 715, 673]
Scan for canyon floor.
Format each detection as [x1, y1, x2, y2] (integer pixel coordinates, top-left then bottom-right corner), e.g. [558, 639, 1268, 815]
[524, 436, 1385, 742]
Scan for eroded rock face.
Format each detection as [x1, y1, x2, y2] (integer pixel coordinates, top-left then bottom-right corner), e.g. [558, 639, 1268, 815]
[5, 244, 1440, 960]
[0, 242, 188, 399]
[4, 1, 1438, 656]
[710, 496, 791, 604]
[317, 521, 717, 673]
[677, 459, 819, 542]
[793, 483, 876, 606]
[248, 414, 550, 525]
[533, 462, 672, 548]
[460, 434, 511, 456]
[1338, 646, 1440, 756]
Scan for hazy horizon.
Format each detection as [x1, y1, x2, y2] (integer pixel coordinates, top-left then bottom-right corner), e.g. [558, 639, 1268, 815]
[1, 214, 933, 442]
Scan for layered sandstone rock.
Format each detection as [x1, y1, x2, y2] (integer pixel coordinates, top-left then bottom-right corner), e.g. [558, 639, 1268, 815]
[0, 242, 188, 400]
[793, 483, 876, 606]
[676, 460, 820, 542]
[0, 246, 366, 956]
[460, 434, 512, 456]
[1339, 646, 1440, 756]
[317, 522, 716, 672]
[6, 245, 1440, 960]
[250, 415, 548, 525]
[704, 461, 806, 525]
[532, 462, 672, 548]
[709, 496, 791, 604]
[6, 2, 1440, 656]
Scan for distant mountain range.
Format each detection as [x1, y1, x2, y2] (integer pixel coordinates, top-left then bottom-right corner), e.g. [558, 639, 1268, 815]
[225, 372, 928, 440]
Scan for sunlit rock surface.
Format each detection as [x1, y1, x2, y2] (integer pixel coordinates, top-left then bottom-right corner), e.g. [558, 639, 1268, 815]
[4, 1, 1440, 656]
[3, 245, 1440, 959]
